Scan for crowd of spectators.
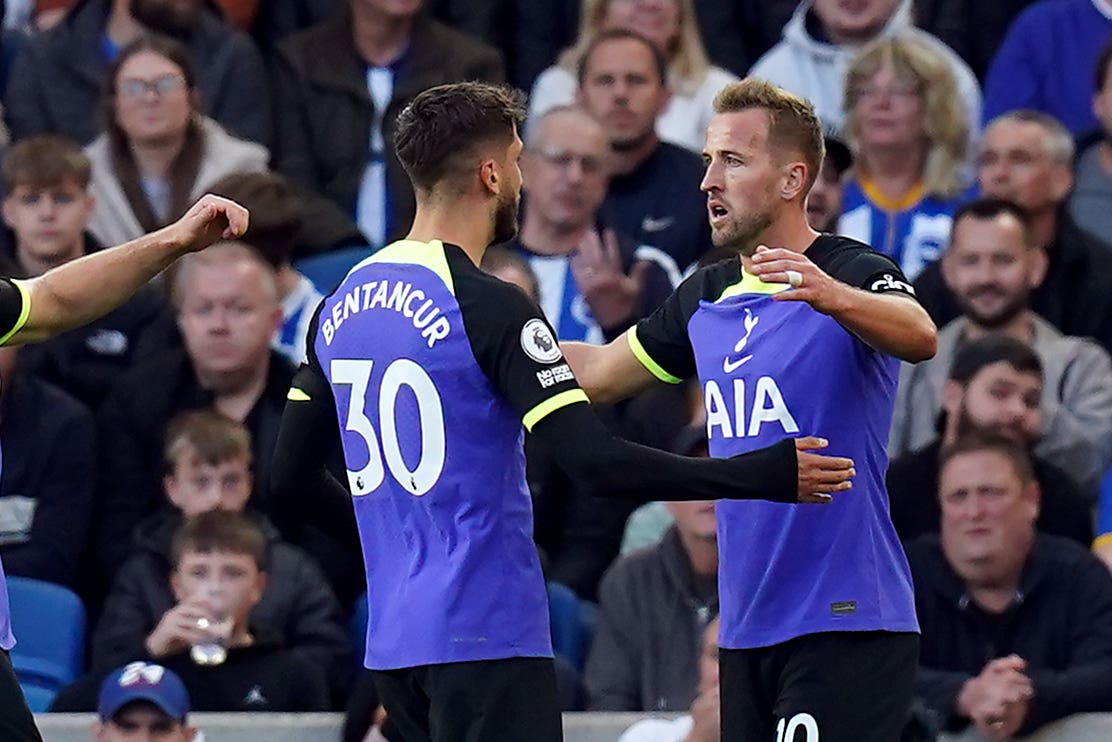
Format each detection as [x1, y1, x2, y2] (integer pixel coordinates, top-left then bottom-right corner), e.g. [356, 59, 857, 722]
[1, 0, 1112, 738]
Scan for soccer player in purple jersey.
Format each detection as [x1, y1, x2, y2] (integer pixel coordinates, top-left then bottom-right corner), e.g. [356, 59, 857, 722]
[0, 194, 248, 741]
[564, 79, 938, 742]
[269, 81, 858, 742]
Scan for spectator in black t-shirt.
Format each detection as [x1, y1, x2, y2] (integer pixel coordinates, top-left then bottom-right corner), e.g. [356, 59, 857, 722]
[55, 511, 331, 713]
[576, 29, 713, 272]
[93, 410, 351, 701]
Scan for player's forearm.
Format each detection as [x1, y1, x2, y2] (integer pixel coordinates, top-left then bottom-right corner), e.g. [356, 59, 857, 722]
[562, 338, 658, 404]
[533, 403, 797, 502]
[14, 227, 189, 345]
[829, 289, 937, 363]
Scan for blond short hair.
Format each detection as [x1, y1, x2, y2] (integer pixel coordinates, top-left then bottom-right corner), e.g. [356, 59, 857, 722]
[844, 36, 969, 199]
[713, 79, 825, 192]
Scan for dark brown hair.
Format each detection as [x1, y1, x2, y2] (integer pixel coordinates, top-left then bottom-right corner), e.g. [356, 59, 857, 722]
[2, 135, 91, 193]
[394, 82, 526, 192]
[103, 33, 199, 145]
[171, 510, 267, 571]
[208, 172, 304, 268]
[164, 410, 252, 474]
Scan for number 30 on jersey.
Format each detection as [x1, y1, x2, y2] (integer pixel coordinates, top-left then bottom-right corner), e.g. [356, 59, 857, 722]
[331, 358, 446, 497]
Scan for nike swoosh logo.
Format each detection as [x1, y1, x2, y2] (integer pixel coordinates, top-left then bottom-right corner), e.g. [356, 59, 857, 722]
[723, 355, 752, 374]
[641, 215, 675, 232]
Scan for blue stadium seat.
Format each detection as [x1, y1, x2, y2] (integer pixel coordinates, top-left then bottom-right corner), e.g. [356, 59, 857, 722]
[20, 683, 56, 713]
[6, 577, 86, 692]
[547, 582, 586, 671]
[294, 246, 377, 294]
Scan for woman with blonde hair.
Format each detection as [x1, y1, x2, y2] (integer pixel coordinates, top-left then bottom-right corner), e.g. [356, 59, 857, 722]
[527, 0, 736, 152]
[837, 35, 974, 281]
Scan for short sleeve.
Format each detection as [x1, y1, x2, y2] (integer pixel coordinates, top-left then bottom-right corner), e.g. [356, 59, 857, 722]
[461, 279, 589, 432]
[630, 265, 722, 384]
[0, 278, 31, 346]
[824, 250, 918, 298]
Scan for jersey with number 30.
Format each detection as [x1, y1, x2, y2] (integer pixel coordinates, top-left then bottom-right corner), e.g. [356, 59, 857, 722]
[308, 240, 587, 670]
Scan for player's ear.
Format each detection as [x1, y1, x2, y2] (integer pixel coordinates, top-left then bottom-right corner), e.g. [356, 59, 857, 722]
[479, 158, 500, 197]
[781, 161, 808, 201]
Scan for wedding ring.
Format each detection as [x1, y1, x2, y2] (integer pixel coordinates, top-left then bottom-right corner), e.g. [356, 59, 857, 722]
[786, 270, 804, 288]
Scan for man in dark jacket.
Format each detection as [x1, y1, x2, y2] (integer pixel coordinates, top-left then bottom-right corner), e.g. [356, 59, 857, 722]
[887, 335, 1094, 545]
[95, 243, 293, 577]
[907, 433, 1112, 738]
[93, 410, 350, 701]
[272, 0, 505, 249]
[914, 111, 1112, 355]
[0, 343, 95, 589]
[583, 427, 718, 712]
[6, 0, 271, 146]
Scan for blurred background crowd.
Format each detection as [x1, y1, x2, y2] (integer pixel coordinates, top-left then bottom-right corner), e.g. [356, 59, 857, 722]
[3, 0, 1112, 740]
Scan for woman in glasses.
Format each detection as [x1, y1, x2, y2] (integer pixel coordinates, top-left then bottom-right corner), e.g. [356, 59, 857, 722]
[85, 34, 268, 247]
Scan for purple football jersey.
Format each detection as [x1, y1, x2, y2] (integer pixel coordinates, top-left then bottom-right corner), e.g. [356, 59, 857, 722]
[631, 235, 919, 649]
[311, 240, 586, 669]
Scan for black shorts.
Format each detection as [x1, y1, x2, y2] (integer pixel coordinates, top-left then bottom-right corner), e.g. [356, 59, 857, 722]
[371, 656, 562, 742]
[720, 631, 918, 742]
[0, 652, 41, 742]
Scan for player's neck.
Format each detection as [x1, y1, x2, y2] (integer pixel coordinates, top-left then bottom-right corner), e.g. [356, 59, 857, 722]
[518, 214, 590, 256]
[750, 208, 819, 254]
[407, 200, 495, 267]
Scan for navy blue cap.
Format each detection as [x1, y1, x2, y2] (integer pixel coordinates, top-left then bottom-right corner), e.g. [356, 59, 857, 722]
[98, 662, 189, 722]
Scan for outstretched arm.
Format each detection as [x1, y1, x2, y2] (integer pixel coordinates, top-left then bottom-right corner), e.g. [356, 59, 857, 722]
[0, 195, 248, 346]
[532, 400, 854, 504]
[562, 336, 660, 404]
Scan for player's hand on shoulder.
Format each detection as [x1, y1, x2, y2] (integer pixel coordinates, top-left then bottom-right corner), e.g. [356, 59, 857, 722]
[793, 436, 854, 504]
[169, 194, 250, 254]
[748, 246, 850, 316]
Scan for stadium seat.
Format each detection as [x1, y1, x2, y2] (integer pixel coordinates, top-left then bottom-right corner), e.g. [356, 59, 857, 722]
[20, 682, 56, 713]
[294, 246, 377, 294]
[6, 576, 86, 692]
[547, 582, 586, 671]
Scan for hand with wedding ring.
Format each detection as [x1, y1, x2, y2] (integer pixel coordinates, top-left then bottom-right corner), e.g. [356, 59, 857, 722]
[747, 245, 849, 316]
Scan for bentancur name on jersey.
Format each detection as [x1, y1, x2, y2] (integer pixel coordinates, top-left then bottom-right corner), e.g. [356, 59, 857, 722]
[321, 279, 450, 348]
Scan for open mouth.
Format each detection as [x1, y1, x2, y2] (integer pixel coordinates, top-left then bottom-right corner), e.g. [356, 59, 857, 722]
[709, 203, 728, 219]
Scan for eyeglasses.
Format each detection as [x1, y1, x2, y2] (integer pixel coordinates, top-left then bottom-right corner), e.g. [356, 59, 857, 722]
[117, 74, 187, 100]
[532, 147, 606, 176]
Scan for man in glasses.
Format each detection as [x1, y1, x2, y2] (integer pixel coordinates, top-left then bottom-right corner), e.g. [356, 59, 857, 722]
[509, 105, 678, 346]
